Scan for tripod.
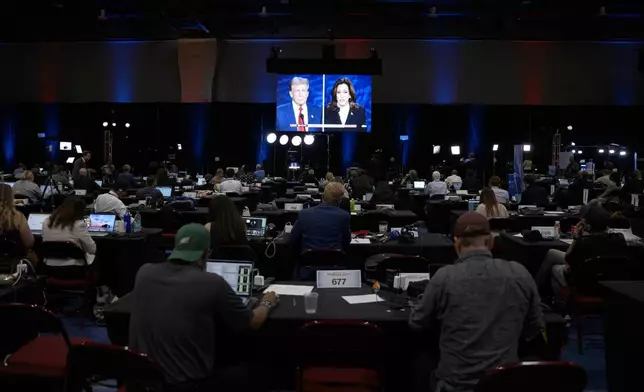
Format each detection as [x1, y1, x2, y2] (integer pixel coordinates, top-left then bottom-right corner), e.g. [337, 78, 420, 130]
[40, 170, 62, 212]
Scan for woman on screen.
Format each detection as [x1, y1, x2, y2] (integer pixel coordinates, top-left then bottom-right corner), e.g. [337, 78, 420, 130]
[324, 78, 366, 130]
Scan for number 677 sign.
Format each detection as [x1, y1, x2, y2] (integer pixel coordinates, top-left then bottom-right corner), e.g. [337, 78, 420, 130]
[316, 270, 362, 289]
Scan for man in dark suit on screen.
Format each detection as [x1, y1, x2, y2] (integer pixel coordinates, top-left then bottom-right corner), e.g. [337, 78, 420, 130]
[290, 182, 351, 251]
[276, 76, 322, 132]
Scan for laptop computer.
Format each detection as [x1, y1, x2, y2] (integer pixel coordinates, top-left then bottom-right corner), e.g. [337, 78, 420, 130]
[27, 213, 50, 234]
[156, 186, 172, 199]
[95, 180, 103, 187]
[206, 260, 254, 305]
[245, 217, 267, 238]
[413, 181, 426, 189]
[87, 214, 117, 236]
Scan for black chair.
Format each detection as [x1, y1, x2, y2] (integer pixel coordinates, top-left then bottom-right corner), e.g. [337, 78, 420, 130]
[225, 192, 242, 197]
[210, 244, 258, 262]
[488, 218, 512, 232]
[296, 320, 384, 392]
[65, 341, 163, 392]
[429, 194, 445, 200]
[0, 304, 90, 392]
[295, 249, 348, 281]
[38, 241, 93, 327]
[0, 236, 21, 273]
[373, 254, 429, 278]
[475, 361, 587, 392]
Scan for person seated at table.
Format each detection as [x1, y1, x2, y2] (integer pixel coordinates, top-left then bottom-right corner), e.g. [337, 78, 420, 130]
[220, 168, 243, 194]
[460, 169, 481, 193]
[594, 169, 615, 187]
[370, 181, 397, 205]
[410, 212, 542, 392]
[319, 172, 334, 189]
[74, 168, 100, 193]
[401, 169, 419, 186]
[520, 174, 549, 207]
[129, 224, 278, 391]
[489, 176, 509, 204]
[205, 195, 248, 255]
[476, 187, 509, 219]
[212, 168, 224, 187]
[290, 182, 351, 251]
[94, 182, 127, 219]
[445, 170, 462, 190]
[116, 164, 136, 189]
[13, 163, 26, 180]
[12, 170, 43, 203]
[0, 184, 35, 260]
[155, 167, 175, 187]
[622, 169, 643, 195]
[424, 171, 448, 199]
[349, 170, 373, 200]
[300, 169, 319, 186]
[253, 164, 266, 181]
[42, 197, 96, 273]
[136, 177, 164, 204]
[52, 165, 73, 190]
[535, 203, 627, 310]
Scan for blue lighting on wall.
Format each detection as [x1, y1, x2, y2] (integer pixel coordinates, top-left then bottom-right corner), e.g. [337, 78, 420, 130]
[44, 104, 60, 162]
[468, 105, 484, 157]
[186, 104, 209, 170]
[342, 133, 357, 170]
[110, 42, 135, 103]
[2, 107, 16, 168]
[256, 116, 270, 167]
[429, 42, 459, 104]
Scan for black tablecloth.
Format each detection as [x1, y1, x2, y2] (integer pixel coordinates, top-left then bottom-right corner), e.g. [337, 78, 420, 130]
[253, 209, 419, 231]
[36, 229, 164, 297]
[265, 232, 456, 279]
[0, 279, 46, 305]
[105, 282, 566, 390]
[600, 281, 644, 392]
[450, 210, 581, 234]
[426, 201, 470, 233]
[496, 232, 569, 276]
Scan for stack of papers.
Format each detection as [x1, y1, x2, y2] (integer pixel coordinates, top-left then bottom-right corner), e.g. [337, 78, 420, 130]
[351, 238, 371, 244]
[263, 285, 314, 296]
[342, 294, 384, 304]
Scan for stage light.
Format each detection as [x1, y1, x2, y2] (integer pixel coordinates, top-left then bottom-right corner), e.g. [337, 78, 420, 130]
[450, 145, 460, 155]
[112, 122, 116, 127]
[571, 142, 575, 146]
[125, 123, 131, 128]
[304, 135, 314, 145]
[65, 157, 75, 164]
[75, 145, 83, 154]
[609, 149, 615, 154]
[291, 135, 302, 146]
[266, 133, 277, 144]
[523, 144, 531, 152]
[432, 145, 441, 155]
[567, 125, 573, 131]
[598, 149, 605, 153]
[177, 144, 182, 151]
[102, 122, 108, 127]
[492, 144, 499, 152]
[279, 135, 289, 145]
[620, 151, 627, 156]
[577, 150, 583, 154]
[571, 150, 576, 154]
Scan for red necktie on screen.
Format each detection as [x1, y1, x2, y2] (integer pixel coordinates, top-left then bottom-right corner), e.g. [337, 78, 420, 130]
[297, 105, 306, 132]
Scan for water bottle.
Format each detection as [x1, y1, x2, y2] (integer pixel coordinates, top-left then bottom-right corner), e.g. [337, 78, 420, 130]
[554, 221, 561, 240]
[350, 199, 356, 212]
[124, 209, 132, 233]
[133, 212, 142, 233]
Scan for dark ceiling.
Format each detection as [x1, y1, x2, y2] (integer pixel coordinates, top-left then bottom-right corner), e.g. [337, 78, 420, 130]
[2, 0, 644, 42]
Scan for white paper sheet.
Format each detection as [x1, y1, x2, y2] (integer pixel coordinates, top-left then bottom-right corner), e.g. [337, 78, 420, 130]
[263, 285, 314, 296]
[351, 238, 371, 244]
[561, 239, 574, 244]
[514, 233, 523, 238]
[342, 294, 385, 304]
[544, 211, 565, 215]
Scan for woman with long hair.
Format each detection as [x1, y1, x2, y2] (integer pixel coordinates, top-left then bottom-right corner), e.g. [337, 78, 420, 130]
[0, 183, 34, 253]
[205, 195, 248, 250]
[324, 77, 367, 130]
[476, 187, 509, 219]
[42, 196, 96, 269]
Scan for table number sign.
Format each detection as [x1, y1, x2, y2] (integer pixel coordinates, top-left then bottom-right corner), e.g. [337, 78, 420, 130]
[284, 203, 303, 211]
[317, 270, 362, 289]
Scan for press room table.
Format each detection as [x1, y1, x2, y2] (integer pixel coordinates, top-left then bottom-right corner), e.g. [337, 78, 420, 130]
[264, 232, 456, 279]
[496, 232, 570, 276]
[253, 209, 419, 231]
[105, 282, 566, 390]
[600, 281, 644, 392]
[450, 210, 581, 234]
[36, 229, 164, 297]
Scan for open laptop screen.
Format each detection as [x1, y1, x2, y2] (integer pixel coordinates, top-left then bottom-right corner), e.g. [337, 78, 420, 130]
[245, 217, 267, 237]
[206, 260, 253, 297]
[156, 186, 172, 198]
[88, 214, 116, 232]
[27, 213, 50, 232]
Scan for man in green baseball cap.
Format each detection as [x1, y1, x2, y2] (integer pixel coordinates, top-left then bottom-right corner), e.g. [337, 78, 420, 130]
[129, 223, 278, 390]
